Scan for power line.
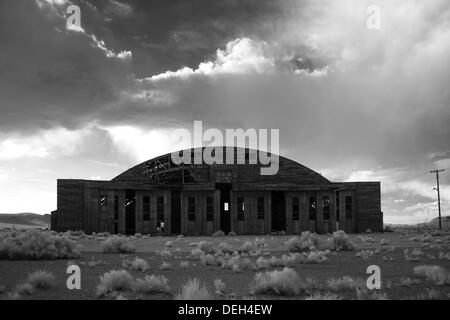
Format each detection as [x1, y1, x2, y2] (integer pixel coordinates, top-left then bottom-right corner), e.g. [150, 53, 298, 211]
[430, 169, 445, 230]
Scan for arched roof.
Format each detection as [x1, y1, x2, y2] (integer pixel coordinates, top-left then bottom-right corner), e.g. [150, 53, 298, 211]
[111, 147, 330, 186]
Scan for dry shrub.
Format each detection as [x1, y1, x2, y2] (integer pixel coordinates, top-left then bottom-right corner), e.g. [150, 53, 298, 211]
[180, 261, 190, 269]
[160, 250, 173, 259]
[413, 265, 448, 286]
[286, 232, 320, 253]
[101, 236, 135, 254]
[239, 241, 256, 254]
[305, 292, 341, 300]
[256, 257, 271, 270]
[197, 241, 215, 254]
[175, 278, 213, 300]
[26, 271, 56, 290]
[252, 268, 301, 296]
[399, 277, 421, 287]
[212, 230, 226, 237]
[0, 230, 81, 260]
[200, 254, 218, 266]
[214, 279, 226, 295]
[191, 248, 203, 259]
[160, 262, 172, 271]
[356, 250, 374, 261]
[97, 270, 171, 298]
[130, 257, 150, 272]
[134, 275, 170, 294]
[217, 242, 234, 255]
[326, 276, 365, 292]
[327, 231, 355, 251]
[96, 270, 135, 298]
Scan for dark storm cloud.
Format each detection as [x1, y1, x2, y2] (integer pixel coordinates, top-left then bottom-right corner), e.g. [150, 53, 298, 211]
[0, 0, 134, 134]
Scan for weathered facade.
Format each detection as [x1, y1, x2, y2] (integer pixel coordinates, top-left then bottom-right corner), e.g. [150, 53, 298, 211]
[51, 147, 383, 235]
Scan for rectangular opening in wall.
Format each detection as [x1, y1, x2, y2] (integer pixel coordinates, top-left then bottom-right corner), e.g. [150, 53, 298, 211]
[157, 196, 165, 230]
[336, 192, 340, 222]
[323, 196, 330, 220]
[292, 197, 300, 221]
[171, 191, 181, 234]
[257, 197, 265, 220]
[309, 196, 317, 221]
[217, 183, 231, 234]
[206, 197, 214, 222]
[345, 196, 353, 219]
[143, 196, 150, 221]
[271, 191, 286, 232]
[114, 196, 119, 234]
[188, 197, 196, 221]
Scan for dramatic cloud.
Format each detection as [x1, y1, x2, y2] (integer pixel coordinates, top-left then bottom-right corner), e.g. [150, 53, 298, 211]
[0, 0, 449, 222]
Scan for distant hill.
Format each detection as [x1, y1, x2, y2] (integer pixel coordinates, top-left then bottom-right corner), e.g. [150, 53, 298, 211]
[0, 213, 51, 229]
[386, 216, 450, 231]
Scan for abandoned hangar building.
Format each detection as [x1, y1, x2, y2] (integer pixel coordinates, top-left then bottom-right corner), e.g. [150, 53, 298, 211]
[51, 147, 383, 235]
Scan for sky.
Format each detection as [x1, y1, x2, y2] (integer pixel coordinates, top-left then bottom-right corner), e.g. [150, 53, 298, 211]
[0, 0, 449, 224]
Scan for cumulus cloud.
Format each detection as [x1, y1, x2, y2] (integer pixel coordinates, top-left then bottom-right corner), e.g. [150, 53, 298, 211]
[0, 0, 449, 221]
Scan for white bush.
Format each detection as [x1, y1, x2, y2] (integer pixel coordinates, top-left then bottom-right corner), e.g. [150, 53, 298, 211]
[214, 279, 226, 295]
[134, 275, 170, 294]
[326, 276, 365, 291]
[239, 241, 255, 254]
[96, 270, 135, 298]
[101, 236, 135, 254]
[217, 242, 234, 255]
[286, 232, 320, 253]
[160, 250, 173, 259]
[413, 265, 448, 285]
[0, 230, 81, 260]
[252, 268, 300, 296]
[191, 248, 203, 260]
[26, 271, 56, 290]
[305, 292, 341, 300]
[160, 262, 172, 271]
[327, 231, 355, 251]
[200, 254, 218, 266]
[175, 278, 213, 300]
[197, 241, 214, 254]
[256, 257, 271, 270]
[212, 230, 226, 237]
[130, 257, 150, 272]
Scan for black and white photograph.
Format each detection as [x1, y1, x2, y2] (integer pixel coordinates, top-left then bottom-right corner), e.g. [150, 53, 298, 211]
[0, 0, 449, 307]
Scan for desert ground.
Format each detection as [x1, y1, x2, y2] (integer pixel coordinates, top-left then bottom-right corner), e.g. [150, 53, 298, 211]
[0, 229, 449, 300]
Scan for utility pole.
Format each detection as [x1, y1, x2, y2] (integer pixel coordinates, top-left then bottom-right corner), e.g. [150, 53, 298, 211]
[430, 169, 445, 230]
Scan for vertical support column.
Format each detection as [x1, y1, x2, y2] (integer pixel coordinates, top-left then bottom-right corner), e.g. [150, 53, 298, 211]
[135, 190, 143, 234]
[230, 190, 236, 234]
[118, 190, 126, 235]
[329, 191, 337, 233]
[107, 190, 115, 233]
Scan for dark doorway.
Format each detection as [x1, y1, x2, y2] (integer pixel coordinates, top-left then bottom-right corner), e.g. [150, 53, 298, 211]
[271, 191, 286, 232]
[125, 190, 136, 235]
[171, 190, 182, 235]
[217, 183, 232, 234]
